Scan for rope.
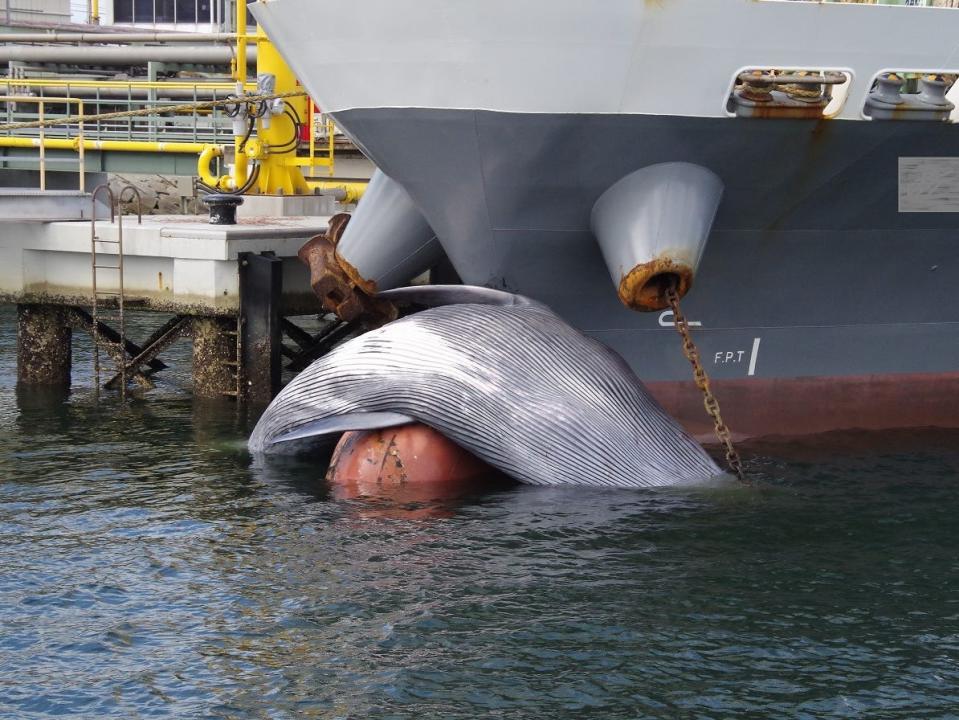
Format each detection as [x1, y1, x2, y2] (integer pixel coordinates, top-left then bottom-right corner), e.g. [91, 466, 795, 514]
[0, 90, 307, 132]
[665, 284, 747, 483]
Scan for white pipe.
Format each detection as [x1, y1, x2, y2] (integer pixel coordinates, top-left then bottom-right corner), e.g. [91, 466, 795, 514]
[1, 32, 237, 43]
[0, 44, 255, 65]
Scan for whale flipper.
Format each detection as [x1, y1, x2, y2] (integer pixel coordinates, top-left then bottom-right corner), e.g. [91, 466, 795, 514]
[271, 411, 417, 445]
[378, 284, 538, 308]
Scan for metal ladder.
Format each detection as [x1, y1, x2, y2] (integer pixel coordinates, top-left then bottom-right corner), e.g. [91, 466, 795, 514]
[89, 184, 141, 400]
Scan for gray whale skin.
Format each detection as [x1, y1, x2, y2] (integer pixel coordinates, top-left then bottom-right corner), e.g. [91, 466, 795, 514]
[248, 285, 721, 488]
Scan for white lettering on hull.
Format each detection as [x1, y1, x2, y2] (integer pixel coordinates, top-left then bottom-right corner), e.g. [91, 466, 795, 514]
[711, 337, 761, 376]
[748, 337, 761, 377]
[659, 310, 701, 327]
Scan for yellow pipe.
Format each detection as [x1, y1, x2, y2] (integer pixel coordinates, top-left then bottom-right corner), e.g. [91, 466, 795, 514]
[232, 146, 249, 190]
[235, 0, 247, 85]
[0, 136, 210, 153]
[326, 117, 335, 178]
[306, 180, 368, 205]
[91, 0, 100, 24]
[249, 24, 311, 195]
[0, 141, 365, 204]
[197, 144, 230, 189]
[88, 139, 209, 153]
[289, 156, 333, 167]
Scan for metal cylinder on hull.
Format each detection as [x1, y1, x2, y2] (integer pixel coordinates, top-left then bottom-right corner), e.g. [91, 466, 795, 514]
[335, 169, 443, 292]
[590, 162, 723, 311]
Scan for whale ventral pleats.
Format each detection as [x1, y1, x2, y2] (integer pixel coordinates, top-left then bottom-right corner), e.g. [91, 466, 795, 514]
[249, 287, 721, 488]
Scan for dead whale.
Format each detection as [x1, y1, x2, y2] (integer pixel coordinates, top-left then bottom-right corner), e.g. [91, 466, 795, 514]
[248, 286, 721, 487]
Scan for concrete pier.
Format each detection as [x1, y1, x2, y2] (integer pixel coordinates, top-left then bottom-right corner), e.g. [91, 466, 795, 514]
[5, 214, 335, 401]
[16, 304, 72, 387]
[0, 215, 328, 315]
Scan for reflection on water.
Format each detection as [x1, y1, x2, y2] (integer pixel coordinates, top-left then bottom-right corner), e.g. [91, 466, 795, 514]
[2, 306, 958, 718]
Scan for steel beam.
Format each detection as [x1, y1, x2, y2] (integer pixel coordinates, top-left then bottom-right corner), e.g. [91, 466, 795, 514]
[239, 251, 282, 404]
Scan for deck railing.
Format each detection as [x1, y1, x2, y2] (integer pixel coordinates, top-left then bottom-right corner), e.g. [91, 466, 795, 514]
[0, 78, 245, 147]
[0, 94, 85, 191]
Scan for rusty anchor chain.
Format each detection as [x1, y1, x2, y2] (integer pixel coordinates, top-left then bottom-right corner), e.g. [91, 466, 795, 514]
[665, 285, 746, 483]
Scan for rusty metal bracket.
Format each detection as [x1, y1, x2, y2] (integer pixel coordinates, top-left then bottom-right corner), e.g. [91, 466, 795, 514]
[103, 314, 192, 389]
[298, 213, 397, 326]
[65, 305, 161, 389]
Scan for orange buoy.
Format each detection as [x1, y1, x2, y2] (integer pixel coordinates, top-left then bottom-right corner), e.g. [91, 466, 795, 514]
[326, 423, 496, 505]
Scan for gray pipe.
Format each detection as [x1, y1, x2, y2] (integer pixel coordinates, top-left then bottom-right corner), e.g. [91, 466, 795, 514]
[3, 85, 225, 99]
[0, 44, 255, 65]
[2, 32, 236, 43]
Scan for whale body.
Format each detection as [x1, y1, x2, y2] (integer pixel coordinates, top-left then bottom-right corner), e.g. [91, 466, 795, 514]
[248, 286, 721, 487]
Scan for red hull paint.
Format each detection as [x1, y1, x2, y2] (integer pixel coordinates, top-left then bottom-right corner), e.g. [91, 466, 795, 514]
[649, 372, 959, 443]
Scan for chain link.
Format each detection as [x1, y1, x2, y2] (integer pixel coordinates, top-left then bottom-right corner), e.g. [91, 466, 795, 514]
[665, 285, 746, 482]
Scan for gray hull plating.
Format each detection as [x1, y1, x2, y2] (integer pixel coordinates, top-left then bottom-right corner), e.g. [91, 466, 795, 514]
[332, 109, 959, 386]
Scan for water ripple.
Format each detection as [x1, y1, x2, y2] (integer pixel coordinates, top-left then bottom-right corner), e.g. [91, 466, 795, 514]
[1, 306, 958, 717]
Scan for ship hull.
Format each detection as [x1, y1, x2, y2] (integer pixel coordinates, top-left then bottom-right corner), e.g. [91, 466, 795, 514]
[249, 0, 959, 438]
[330, 108, 959, 438]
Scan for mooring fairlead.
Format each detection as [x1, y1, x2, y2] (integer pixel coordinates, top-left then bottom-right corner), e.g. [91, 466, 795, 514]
[590, 161, 745, 481]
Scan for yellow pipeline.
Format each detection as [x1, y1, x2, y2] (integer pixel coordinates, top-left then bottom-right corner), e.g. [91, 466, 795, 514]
[91, 0, 100, 24]
[307, 180, 367, 205]
[197, 144, 230, 189]
[235, 0, 247, 85]
[0, 136, 208, 154]
[0, 130, 366, 200]
[189, 15, 337, 196]
[250, 24, 311, 195]
[233, 144, 249, 190]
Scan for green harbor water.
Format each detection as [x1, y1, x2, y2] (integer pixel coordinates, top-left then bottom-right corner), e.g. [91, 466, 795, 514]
[2, 305, 958, 719]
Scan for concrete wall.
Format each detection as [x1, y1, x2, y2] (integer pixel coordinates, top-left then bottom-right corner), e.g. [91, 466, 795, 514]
[0, 0, 72, 25]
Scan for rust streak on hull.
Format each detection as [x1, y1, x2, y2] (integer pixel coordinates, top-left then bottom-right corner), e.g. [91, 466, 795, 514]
[649, 371, 959, 443]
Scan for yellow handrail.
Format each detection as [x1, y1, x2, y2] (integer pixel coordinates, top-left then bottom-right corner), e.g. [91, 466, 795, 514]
[0, 95, 85, 192]
[0, 137, 208, 153]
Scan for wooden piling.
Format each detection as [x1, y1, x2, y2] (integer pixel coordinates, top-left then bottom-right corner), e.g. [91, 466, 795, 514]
[17, 304, 72, 387]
